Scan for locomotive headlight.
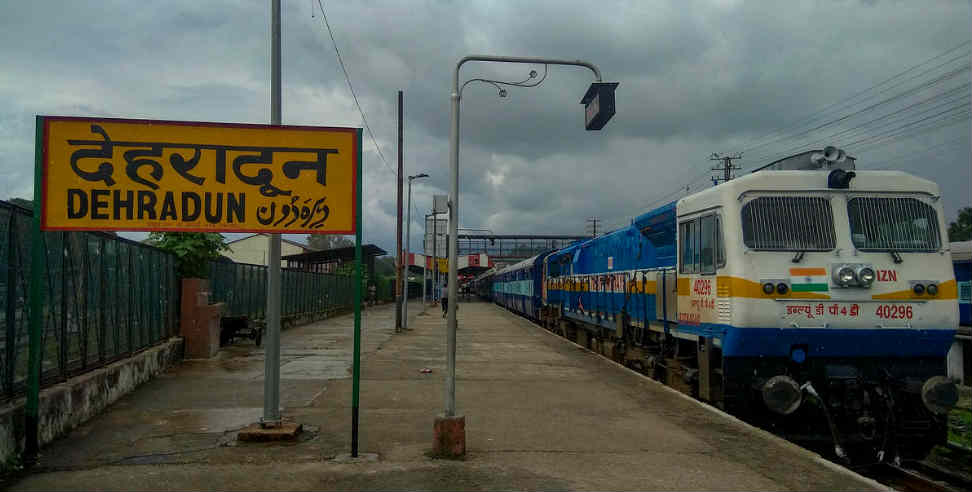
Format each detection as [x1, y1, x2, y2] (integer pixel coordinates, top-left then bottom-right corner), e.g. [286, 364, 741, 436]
[762, 282, 775, 295]
[913, 283, 925, 295]
[776, 283, 789, 295]
[835, 266, 857, 286]
[926, 283, 939, 296]
[857, 267, 875, 287]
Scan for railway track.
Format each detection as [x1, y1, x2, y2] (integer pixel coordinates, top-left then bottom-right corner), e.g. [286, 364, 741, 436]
[862, 461, 970, 492]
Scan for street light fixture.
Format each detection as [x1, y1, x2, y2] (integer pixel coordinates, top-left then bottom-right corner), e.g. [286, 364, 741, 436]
[403, 173, 429, 330]
[435, 54, 617, 458]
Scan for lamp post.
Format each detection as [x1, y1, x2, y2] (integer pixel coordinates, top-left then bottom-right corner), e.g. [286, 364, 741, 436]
[403, 173, 428, 330]
[423, 211, 440, 305]
[434, 55, 617, 458]
[431, 212, 438, 301]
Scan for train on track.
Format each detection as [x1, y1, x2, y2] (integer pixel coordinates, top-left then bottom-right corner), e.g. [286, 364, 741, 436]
[473, 147, 961, 464]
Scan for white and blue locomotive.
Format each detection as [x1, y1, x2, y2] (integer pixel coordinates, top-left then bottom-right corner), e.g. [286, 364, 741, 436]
[483, 147, 961, 462]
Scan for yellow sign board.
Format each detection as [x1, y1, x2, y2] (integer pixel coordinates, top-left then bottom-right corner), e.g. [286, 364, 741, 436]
[40, 117, 360, 233]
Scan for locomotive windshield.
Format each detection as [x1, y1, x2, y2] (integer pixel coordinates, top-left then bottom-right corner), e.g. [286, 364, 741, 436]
[847, 197, 941, 251]
[741, 196, 836, 251]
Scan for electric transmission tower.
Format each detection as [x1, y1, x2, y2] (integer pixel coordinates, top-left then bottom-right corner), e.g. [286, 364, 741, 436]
[710, 152, 742, 185]
[586, 216, 601, 238]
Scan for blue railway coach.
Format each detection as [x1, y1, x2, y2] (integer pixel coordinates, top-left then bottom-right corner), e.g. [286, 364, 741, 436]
[543, 203, 677, 332]
[492, 252, 552, 320]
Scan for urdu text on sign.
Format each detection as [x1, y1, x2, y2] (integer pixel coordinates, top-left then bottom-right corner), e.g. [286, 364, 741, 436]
[40, 117, 360, 233]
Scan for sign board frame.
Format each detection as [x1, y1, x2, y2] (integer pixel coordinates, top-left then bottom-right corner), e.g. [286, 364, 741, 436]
[37, 116, 360, 234]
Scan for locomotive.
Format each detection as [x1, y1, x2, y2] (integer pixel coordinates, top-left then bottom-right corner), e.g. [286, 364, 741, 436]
[480, 147, 961, 463]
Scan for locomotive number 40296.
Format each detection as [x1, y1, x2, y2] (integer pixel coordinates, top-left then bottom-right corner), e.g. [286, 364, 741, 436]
[875, 304, 913, 320]
[692, 279, 712, 296]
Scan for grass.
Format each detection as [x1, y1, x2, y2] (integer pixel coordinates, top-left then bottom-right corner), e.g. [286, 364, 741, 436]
[947, 385, 972, 451]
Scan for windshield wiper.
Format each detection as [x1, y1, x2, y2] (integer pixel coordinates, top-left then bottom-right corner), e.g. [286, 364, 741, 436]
[889, 251, 903, 264]
[791, 251, 805, 263]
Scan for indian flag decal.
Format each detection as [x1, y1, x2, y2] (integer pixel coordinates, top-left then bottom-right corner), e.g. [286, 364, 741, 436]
[789, 267, 829, 293]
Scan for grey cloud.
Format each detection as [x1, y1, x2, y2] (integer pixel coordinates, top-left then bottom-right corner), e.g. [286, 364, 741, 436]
[1, 0, 969, 257]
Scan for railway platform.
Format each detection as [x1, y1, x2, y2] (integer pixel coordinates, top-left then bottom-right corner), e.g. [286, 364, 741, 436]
[7, 301, 885, 491]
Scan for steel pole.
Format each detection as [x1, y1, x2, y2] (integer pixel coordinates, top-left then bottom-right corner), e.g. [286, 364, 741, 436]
[24, 117, 45, 461]
[422, 214, 428, 306]
[432, 213, 438, 302]
[403, 179, 412, 329]
[350, 129, 363, 457]
[395, 91, 404, 333]
[445, 87, 459, 417]
[263, 0, 282, 426]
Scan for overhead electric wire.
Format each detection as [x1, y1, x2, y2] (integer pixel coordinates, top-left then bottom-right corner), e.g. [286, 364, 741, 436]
[589, 42, 972, 230]
[315, 0, 395, 176]
[641, 168, 715, 212]
[741, 52, 969, 154]
[734, 40, 971, 154]
[865, 134, 970, 169]
[746, 80, 971, 165]
[853, 122, 971, 156]
[747, 85, 972, 163]
[842, 108, 971, 150]
[742, 62, 970, 163]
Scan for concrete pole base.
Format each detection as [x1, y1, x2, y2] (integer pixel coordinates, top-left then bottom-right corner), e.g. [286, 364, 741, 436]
[432, 414, 466, 458]
[237, 422, 302, 442]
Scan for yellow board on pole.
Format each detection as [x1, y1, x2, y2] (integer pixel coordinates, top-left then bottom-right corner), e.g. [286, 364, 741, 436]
[40, 116, 359, 233]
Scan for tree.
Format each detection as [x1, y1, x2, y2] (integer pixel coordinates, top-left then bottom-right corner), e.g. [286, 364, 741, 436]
[306, 234, 354, 250]
[147, 232, 229, 278]
[949, 207, 972, 242]
[373, 256, 396, 276]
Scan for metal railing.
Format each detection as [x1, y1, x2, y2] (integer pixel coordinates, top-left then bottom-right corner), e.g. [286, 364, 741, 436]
[0, 201, 178, 403]
[209, 261, 357, 321]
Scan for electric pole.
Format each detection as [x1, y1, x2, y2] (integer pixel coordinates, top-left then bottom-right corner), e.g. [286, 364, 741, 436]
[395, 91, 404, 333]
[709, 152, 742, 185]
[586, 216, 600, 238]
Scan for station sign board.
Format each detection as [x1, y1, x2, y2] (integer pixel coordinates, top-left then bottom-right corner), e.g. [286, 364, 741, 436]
[37, 116, 360, 233]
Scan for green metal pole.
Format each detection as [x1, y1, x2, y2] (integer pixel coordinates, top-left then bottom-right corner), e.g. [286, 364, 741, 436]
[25, 116, 45, 460]
[351, 128, 363, 457]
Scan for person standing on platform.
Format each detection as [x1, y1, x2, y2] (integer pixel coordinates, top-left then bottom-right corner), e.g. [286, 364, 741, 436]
[441, 281, 448, 318]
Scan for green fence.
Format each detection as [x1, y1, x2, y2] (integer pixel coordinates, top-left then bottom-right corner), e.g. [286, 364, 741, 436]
[209, 261, 357, 321]
[0, 201, 179, 403]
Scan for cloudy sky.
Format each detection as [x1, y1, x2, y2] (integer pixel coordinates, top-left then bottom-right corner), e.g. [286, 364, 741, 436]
[1, 0, 970, 255]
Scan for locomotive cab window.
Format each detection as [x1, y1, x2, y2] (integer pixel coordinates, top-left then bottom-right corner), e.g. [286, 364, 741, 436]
[847, 197, 941, 251]
[742, 196, 836, 251]
[715, 216, 725, 268]
[700, 215, 715, 274]
[679, 220, 697, 273]
[680, 214, 724, 274]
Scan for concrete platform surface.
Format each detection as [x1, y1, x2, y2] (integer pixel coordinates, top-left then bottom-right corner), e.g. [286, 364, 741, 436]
[5, 301, 886, 491]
